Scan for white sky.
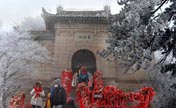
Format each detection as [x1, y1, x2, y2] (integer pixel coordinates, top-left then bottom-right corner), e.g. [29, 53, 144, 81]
[0, 0, 121, 30]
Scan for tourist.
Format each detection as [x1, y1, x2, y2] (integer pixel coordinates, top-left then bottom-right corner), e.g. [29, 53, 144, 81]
[72, 65, 90, 87]
[30, 81, 45, 108]
[50, 79, 66, 108]
[45, 93, 51, 108]
[77, 66, 89, 84]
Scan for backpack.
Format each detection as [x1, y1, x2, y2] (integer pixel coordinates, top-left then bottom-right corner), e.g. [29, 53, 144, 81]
[51, 86, 66, 105]
[78, 72, 89, 83]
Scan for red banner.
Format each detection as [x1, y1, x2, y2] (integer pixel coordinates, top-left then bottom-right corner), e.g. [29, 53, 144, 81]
[61, 69, 73, 97]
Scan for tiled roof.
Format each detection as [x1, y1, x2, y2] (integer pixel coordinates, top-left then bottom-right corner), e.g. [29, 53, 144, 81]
[41, 7, 110, 30]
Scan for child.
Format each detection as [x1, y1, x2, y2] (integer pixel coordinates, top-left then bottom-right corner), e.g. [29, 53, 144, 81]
[45, 93, 51, 108]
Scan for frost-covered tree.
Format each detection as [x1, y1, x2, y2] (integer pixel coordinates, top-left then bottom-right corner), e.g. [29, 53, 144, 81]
[146, 65, 176, 108]
[0, 20, 2, 30]
[100, 0, 176, 73]
[102, 1, 176, 107]
[0, 30, 50, 108]
[14, 16, 45, 31]
[100, 0, 166, 73]
[153, 0, 176, 77]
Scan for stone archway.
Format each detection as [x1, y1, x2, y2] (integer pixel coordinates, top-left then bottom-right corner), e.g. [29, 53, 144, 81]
[71, 49, 96, 74]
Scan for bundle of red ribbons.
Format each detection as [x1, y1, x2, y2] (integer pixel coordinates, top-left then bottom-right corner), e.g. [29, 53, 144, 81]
[76, 71, 155, 108]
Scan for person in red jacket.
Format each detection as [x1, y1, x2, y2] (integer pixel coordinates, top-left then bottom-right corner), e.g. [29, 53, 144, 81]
[30, 81, 45, 108]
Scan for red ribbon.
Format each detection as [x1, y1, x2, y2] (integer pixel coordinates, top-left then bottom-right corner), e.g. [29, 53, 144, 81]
[34, 86, 43, 98]
[76, 71, 155, 108]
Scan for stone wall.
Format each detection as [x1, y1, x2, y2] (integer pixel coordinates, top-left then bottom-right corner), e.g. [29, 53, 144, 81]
[54, 23, 116, 78]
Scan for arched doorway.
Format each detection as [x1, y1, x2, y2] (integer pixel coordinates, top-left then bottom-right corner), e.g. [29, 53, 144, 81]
[71, 49, 96, 74]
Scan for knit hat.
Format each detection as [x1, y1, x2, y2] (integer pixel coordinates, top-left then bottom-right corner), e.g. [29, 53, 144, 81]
[36, 81, 42, 86]
[54, 79, 61, 85]
[36, 81, 42, 84]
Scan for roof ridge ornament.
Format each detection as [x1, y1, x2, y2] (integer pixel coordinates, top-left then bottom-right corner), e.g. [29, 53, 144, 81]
[104, 5, 111, 17]
[57, 5, 63, 14]
[42, 7, 50, 14]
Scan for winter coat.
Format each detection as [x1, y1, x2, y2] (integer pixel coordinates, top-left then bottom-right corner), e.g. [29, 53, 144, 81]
[45, 93, 51, 108]
[30, 87, 45, 107]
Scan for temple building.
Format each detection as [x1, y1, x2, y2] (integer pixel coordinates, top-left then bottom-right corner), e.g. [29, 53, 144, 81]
[23, 6, 147, 100]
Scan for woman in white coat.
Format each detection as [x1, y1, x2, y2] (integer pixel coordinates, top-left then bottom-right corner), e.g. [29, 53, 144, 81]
[30, 81, 45, 108]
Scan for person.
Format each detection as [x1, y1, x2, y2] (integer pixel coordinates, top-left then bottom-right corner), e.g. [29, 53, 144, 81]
[30, 81, 45, 108]
[45, 93, 51, 108]
[77, 66, 89, 84]
[76, 64, 82, 73]
[50, 79, 66, 108]
[63, 97, 76, 108]
[72, 65, 92, 87]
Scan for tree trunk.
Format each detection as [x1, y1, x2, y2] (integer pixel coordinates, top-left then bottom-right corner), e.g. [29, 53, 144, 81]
[2, 72, 7, 108]
[2, 90, 7, 108]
